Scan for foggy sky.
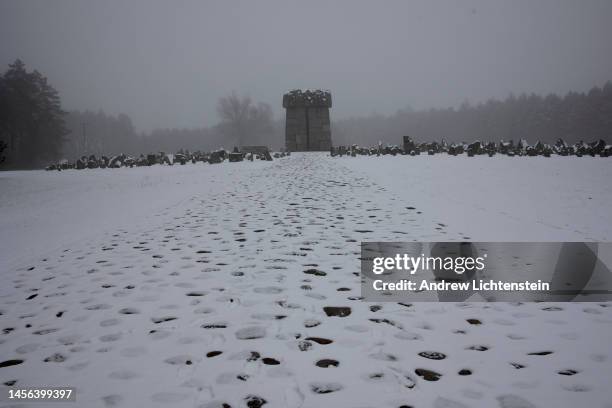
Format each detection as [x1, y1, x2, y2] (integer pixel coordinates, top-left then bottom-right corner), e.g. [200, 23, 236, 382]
[1, 0, 611, 132]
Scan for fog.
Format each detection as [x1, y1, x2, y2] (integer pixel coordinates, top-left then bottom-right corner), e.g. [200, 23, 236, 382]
[1, 0, 611, 132]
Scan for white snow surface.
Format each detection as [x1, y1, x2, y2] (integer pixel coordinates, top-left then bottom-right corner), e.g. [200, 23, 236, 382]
[0, 153, 611, 408]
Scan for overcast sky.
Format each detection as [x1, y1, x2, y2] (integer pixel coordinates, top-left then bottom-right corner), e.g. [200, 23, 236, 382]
[1, 0, 611, 132]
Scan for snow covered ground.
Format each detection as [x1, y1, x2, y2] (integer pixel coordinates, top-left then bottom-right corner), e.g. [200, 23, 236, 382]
[1, 153, 611, 408]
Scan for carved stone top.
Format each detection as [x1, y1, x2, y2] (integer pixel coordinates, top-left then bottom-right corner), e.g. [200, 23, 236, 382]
[282, 89, 332, 108]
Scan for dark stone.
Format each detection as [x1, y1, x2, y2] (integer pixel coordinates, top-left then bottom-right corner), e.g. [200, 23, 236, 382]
[228, 152, 244, 162]
[245, 395, 266, 408]
[305, 337, 333, 345]
[316, 359, 339, 368]
[418, 351, 446, 360]
[527, 351, 553, 356]
[414, 368, 442, 381]
[262, 357, 280, 365]
[0, 359, 24, 368]
[304, 269, 326, 276]
[323, 306, 351, 317]
[466, 345, 489, 351]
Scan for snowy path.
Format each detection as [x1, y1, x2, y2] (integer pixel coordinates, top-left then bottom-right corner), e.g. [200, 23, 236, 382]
[1, 153, 611, 408]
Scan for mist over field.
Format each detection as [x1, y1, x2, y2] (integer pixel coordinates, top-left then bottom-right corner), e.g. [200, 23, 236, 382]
[1, 0, 612, 166]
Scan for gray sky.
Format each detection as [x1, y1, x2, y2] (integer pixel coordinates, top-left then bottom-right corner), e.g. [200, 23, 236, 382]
[1, 0, 611, 132]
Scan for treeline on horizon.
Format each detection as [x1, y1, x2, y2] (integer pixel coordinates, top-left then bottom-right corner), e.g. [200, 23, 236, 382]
[333, 82, 612, 147]
[62, 82, 612, 161]
[62, 98, 283, 160]
[0, 60, 279, 168]
[61, 112, 285, 161]
[1, 59, 611, 169]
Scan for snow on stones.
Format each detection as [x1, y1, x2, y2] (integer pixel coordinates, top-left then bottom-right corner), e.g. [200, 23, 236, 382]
[0, 153, 611, 407]
[235, 326, 266, 340]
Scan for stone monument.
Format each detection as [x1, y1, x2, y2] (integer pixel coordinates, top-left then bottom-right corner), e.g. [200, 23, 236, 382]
[283, 89, 332, 151]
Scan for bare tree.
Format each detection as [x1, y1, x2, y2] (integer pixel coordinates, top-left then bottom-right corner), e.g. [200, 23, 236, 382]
[216, 92, 251, 146]
[216, 92, 273, 147]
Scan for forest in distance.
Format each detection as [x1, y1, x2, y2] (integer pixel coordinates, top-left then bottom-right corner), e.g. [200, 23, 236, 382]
[1, 59, 612, 169]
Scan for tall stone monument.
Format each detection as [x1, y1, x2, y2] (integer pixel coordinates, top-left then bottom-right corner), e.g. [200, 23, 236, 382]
[283, 89, 332, 151]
